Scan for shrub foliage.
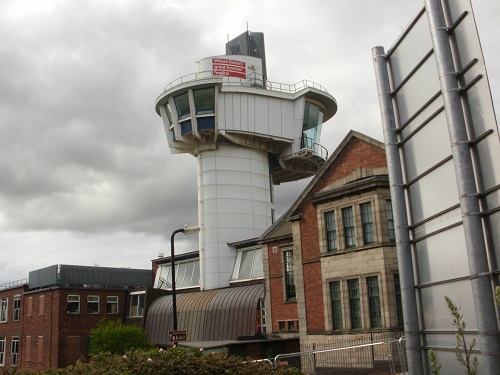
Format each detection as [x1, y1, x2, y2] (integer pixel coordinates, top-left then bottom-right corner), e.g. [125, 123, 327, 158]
[88, 319, 152, 356]
[14, 347, 304, 374]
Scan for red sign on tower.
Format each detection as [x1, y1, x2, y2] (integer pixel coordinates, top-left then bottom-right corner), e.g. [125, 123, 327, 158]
[212, 58, 246, 78]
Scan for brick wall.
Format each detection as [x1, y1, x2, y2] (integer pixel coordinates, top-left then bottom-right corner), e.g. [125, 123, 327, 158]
[0, 286, 25, 375]
[20, 288, 128, 372]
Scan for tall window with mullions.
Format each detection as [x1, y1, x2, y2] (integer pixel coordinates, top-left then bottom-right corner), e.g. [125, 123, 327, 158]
[330, 281, 343, 330]
[361, 202, 375, 244]
[325, 211, 337, 252]
[367, 276, 382, 327]
[283, 250, 296, 300]
[343, 207, 356, 248]
[348, 279, 361, 329]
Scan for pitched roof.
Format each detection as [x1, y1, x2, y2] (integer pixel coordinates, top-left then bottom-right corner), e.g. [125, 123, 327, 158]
[286, 130, 385, 218]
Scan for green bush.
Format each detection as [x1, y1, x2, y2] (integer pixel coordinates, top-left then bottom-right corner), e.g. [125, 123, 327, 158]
[88, 319, 152, 357]
[13, 347, 304, 374]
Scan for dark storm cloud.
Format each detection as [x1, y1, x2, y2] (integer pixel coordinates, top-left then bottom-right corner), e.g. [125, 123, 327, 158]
[0, 0, 497, 285]
[0, 0, 207, 237]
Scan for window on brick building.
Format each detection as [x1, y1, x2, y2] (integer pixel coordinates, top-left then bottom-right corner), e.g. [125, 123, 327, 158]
[107, 296, 119, 314]
[67, 295, 80, 314]
[0, 337, 5, 366]
[394, 274, 404, 327]
[39, 295, 44, 316]
[87, 295, 99, 314]
[25, 336, 31, 362]
[232, 248, 264, 281]
[0, 297, 7, 323]
[37, 336, 43, 363]
[367, 276, 382, 328]
[325, 211, 338, 252]
[386, 200, 395, 242]
[27, 297, 33, 317]
[343, 207, 356, 248]
[11, 337, 19, 366]
[330, 281, 343, 330]
[348, 279, 361, 329]
[361, 203, 375, 244]
[129, 292, 145, 317]
[259, 299, 267, 335]
[283, 249, 296, 300]
[13, 295, 20, 321]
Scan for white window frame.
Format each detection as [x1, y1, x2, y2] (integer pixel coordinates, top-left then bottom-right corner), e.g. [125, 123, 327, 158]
[10, 337, 19, 366]
[13, 295, 20, 321]
[67, 295, 80, 314]
[231, 247, 264, 281]
[0, 298, 7, 323]
[87, 295, 100, 314]
[0, 337, 5, 366]
[129, 292, 145, 317]
[107, 296, 119, 314]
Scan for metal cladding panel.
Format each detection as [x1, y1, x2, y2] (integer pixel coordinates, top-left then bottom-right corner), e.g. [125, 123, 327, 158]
[225, 31, 267, 80]
[145, 284, 264, 345]
[374, 0, 500, 373]
[28, 265, 58, 289]
[58, 265, 152, 287]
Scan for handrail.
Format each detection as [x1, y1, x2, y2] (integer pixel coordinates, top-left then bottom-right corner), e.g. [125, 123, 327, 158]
[301, 135, 329, 160]
[0, 278, 28, 291]
[163, 70, 329, 95]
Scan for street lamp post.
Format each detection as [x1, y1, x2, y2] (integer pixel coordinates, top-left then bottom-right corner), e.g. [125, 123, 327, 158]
[170, 225, 200, 340]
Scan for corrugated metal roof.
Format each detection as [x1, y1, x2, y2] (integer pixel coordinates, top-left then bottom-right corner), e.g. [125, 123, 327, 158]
[146, 284, 264, 345]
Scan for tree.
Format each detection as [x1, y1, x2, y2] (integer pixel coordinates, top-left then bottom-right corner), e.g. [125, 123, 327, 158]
[89, 319, 152, 356]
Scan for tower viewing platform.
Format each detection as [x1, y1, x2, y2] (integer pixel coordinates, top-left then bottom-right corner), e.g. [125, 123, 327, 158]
[155, 37, 337, 290]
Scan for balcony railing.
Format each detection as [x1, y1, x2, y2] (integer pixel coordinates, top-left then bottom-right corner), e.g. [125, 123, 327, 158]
[0, 278, 28, 291]
[301, 135, 329, 160]
[163, 70, 329, 95]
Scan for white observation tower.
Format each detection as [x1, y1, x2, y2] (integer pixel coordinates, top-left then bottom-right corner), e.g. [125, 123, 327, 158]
[155, 31, 337, 290]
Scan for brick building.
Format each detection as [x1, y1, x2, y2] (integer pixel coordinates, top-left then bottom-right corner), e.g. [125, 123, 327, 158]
[0, 265, 152, 374]
[260, 131, 403, 351]
[0, 283, 26, 373]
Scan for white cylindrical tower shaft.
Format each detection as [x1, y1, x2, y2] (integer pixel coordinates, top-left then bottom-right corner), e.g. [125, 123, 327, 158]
[198, 143, 273, 290]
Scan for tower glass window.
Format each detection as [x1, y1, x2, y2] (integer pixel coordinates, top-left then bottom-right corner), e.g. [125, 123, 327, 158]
[193, 88, 215, 115]
[174, 92, 191, 119]
[325, 211, 337, 252]
[348, 279, 361, 329]
[367, 276, 382, 327]
[343, 207, 356, 248]
[330, 281, 343, 330]
[302, 102, 324, 153]
[361, 203, 375, 244]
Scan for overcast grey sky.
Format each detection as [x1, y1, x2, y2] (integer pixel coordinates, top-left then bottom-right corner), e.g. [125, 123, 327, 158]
[0, 0, 498, 284]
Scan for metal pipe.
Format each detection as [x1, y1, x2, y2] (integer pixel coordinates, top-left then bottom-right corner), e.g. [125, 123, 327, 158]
[170, 228, 184, 333]
[372, 46, 424, 375]
[425, 0, 500, 373]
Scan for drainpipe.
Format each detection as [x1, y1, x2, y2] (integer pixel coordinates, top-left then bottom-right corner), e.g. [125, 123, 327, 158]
[425, 0, 500, 373]
[372, 46, 424, 375]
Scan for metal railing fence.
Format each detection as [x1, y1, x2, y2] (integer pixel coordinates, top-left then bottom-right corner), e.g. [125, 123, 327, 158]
[162, 70, 329, 95]
[270, 335, 407, 375]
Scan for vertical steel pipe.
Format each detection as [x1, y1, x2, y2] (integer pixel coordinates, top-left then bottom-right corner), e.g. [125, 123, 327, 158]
[425, 0, 500, 373]
[372, 46, 424, 375]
